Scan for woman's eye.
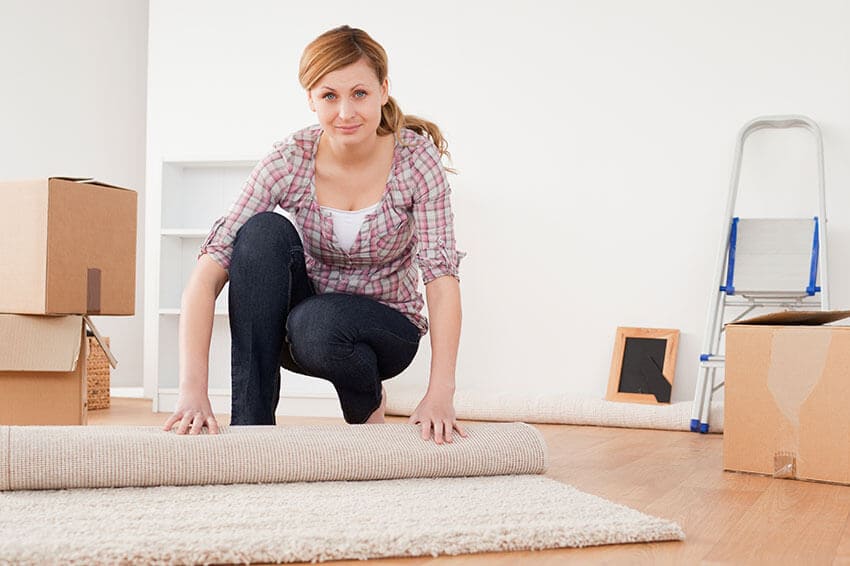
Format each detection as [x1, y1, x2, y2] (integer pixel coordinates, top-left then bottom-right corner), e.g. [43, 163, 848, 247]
[321, 90, 366, 101]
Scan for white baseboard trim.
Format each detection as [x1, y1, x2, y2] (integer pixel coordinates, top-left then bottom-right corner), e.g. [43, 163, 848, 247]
[110, 387, 145, 399]
[156, 388, 344, 419]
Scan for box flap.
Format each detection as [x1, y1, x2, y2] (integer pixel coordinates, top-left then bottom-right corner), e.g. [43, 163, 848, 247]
[0, 314, 83, 371]
[730, 310, 850, 327]
[84, 315, 118, 369]
[48, 176, 133, 192]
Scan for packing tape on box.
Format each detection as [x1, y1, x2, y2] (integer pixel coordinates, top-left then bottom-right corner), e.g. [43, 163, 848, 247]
[774, 451, 797, 479]
[86, 268, 101, 314]
[767, 332, 830, 481]
[0, 422, 547, 491]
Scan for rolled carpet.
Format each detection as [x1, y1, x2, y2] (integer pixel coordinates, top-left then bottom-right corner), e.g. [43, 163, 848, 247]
[386, 389, 726, 433]
[0, 422, 547, 491]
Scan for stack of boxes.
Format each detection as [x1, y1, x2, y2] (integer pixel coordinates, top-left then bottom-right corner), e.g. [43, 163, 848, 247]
[0, 177, 137, 425]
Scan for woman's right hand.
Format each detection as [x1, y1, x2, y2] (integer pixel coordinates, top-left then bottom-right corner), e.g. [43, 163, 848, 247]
[162, 389, 221, 435]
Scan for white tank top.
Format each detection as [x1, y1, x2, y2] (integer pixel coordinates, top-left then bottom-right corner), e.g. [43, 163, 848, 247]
[320, 201, 381, 252]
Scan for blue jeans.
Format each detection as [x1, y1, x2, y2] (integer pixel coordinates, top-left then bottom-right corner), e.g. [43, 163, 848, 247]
[227, 212, 421, 425]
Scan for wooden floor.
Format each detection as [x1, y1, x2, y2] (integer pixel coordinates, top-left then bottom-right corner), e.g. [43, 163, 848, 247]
[88, 398, 850, 565]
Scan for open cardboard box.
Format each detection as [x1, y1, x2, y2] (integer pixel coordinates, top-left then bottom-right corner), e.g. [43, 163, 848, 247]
[724, 309, 850, 485]
[0, 176, 137, 315]
[0, 314, 116, 425]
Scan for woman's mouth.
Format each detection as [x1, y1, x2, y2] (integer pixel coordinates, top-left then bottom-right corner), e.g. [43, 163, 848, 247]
[337, 125, 360, 133]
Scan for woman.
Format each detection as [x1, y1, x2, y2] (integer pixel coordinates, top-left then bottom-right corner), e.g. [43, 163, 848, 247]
[162, 25, 467, 445]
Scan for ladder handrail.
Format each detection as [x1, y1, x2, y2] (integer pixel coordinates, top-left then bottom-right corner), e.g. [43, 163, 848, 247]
[735, 116, 829, 308]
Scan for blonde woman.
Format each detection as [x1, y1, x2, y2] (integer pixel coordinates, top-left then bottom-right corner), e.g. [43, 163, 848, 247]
[163, 25, 467, 445]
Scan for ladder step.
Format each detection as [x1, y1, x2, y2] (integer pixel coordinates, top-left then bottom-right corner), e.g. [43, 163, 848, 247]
[699, 353, 725, 369]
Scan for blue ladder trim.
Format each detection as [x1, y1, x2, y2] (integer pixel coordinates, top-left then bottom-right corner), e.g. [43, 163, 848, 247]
[690, 419, 700, 432]
[700, 354, 710, 362]
[807, 216, 820, 296]
[699, 423, 710, 434]
[722, 217, 739, 295]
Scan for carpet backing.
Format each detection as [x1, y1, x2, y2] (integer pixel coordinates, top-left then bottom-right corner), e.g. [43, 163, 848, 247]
[0, 422, 546, 491]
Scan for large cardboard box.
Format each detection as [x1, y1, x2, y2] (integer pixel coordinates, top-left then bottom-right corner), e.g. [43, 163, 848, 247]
[0, 177, 137, 315]
[724, 310, 850, 484]
[0, 314, 115, 425]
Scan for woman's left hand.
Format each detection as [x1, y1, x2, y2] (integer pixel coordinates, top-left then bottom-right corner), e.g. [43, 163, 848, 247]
[409, 389, 468, 444]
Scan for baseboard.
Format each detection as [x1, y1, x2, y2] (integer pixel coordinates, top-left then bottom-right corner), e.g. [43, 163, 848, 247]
[110, 387, 145, 399]
[156, 388, 343, 418]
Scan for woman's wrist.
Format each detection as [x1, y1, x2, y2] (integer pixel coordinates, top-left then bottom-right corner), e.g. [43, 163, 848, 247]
[426, 380, 456, 397]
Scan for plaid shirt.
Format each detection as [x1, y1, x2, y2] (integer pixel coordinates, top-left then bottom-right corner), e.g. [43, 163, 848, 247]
[199, 124, 465, 336]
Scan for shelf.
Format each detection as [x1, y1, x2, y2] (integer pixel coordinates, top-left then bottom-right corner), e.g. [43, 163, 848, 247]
[160, 161, 255, 233]
[161, 158, 259, 168]
[161, 229, 209, 238]
[159, 308, 228, 316]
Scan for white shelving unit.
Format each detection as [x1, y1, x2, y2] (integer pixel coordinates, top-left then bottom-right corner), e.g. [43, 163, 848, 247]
[144, 158, 340, 417]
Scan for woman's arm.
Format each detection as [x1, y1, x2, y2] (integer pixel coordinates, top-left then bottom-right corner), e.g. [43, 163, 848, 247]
[162, 254, 228, 435]
[408, 274, 468, 444]
[424, 275, 461, 395]
[407, 137, 467, 444]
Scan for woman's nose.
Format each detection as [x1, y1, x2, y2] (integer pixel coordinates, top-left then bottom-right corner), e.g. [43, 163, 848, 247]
[338, 98, 354, 119]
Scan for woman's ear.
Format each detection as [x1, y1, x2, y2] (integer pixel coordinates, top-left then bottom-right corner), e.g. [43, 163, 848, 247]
[307, 92, 315, 112]
[381, 78, 389, 105]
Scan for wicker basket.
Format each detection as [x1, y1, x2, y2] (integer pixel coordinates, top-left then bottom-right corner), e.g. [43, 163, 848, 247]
[86, 336, 111, 410]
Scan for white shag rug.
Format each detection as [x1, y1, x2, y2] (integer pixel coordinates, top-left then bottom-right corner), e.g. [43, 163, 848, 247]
[386, 390, 725, 433]
[0, 475, 684, 564]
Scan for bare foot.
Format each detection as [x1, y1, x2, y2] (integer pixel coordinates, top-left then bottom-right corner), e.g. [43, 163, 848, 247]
[364, 385, 386, 424]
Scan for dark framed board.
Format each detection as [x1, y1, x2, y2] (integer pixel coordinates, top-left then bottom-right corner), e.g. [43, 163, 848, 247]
[606, 327, 680, 404]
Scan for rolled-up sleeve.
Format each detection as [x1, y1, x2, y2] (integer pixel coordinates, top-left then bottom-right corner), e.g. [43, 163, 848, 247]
[198, 143, 296, 272]
[411, 140, 467, 285]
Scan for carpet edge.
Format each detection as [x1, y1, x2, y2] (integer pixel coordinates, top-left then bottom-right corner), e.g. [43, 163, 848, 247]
[0, 426, 8, 491]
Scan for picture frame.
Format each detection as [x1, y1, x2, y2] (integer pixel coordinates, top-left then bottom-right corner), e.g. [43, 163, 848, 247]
[606, 327, 680, 404]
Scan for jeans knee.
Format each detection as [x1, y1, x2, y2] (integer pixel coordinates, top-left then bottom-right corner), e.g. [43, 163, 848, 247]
[232, 212, 301, 266]
[287, 300, 353, 372]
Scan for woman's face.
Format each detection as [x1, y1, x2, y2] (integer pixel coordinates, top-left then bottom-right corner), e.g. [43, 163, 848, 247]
[308, 57, 389, 145]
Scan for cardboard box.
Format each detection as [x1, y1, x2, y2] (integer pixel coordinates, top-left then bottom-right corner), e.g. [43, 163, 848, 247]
[0, 177, 137, 315]
[724, 310, 850, 484]
[0, 314, 116, 425]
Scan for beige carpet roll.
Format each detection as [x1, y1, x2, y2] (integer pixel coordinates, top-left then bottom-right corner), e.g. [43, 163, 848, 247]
[0, 422, 547, 492]
[386, 390, 726, 433]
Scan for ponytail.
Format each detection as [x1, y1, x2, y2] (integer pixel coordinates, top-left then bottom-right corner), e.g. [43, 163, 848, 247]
[378, 95, 456, 174]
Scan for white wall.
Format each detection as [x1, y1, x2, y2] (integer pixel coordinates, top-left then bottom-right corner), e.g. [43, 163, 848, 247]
[0, 0, 149, 389]
[147, 0, 850, 404]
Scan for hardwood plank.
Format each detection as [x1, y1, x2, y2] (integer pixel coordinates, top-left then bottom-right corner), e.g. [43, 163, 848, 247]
[833, 512, 850, 566]
[703, 479, 850, 564]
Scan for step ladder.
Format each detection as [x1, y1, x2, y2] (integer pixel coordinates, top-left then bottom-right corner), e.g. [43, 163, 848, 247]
[691, 115, 829, 433]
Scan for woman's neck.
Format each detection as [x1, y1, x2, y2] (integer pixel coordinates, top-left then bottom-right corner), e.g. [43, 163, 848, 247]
[318, 130, 388, 168]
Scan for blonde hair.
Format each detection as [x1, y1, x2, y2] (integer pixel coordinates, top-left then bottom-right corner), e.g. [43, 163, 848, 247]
[299, 25, 456, 174]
